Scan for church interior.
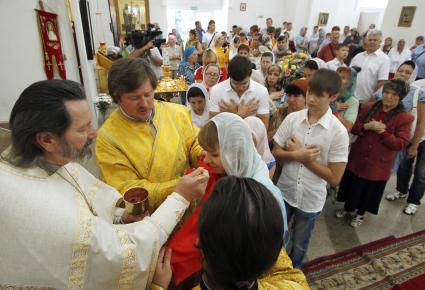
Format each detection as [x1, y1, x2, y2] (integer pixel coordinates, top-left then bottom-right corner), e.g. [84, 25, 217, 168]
[1, 0, 425, 289]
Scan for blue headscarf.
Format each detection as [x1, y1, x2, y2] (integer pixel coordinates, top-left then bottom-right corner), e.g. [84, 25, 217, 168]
[184, 46, 197, 62]
[338, 67, 359, 103]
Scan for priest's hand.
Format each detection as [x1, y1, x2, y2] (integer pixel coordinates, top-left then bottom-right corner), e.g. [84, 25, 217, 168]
[176, 167, 209, 202]
[121, 210, 149, 224]
[152, 247, 172, 289]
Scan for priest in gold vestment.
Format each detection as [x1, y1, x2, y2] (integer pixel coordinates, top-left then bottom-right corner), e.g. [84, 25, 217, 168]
[96, 58, 203, 212]
[0, 80, 209, 290]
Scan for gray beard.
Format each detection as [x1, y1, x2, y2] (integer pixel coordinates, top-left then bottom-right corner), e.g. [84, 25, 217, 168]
[60, 138, 93, 162]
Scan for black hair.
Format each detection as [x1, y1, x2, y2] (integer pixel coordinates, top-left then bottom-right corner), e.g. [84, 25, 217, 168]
[228, 56, 252, 81]
[198, 176, 284, 290]
[304, 59, 319, 70]
[416, 35, 424, 42]
[277, 35, 285, 42]
[237, 44, 250, 53]
[337, 43, 349, 50]
[187, 86, 205, 100]
[9, 80, 86, 167]
[399, 60, 416, 71]
[364, 79, 409, 124]
[308, 68, 342, 97]
[261, 51, 273, 60]
[108, 57, 157, 103]
[285, 84, 305, 97]
[266, 26, 275, 34]
[250, 25, 259, 32]
[332, 26, 341, 32]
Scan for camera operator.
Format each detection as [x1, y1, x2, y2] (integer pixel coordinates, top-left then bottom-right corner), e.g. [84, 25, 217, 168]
[129, 40, 163, 79]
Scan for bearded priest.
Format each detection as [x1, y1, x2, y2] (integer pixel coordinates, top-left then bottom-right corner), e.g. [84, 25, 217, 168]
[0, 80, 209, 290]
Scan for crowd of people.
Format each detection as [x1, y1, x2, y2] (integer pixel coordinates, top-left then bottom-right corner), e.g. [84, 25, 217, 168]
[1, 16, 425, 290]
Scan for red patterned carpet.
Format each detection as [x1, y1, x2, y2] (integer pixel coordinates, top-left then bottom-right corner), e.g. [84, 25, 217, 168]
[302, 230, 425, 290]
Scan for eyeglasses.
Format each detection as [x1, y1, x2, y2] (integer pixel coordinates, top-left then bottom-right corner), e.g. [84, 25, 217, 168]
[205, 72, 220, 78]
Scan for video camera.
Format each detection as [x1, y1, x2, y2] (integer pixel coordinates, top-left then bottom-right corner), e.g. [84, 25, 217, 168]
[127, 23, 166, 50]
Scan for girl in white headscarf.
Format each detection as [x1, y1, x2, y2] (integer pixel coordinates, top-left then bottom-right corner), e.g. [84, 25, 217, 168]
[199, 113, 287, 237]
[244, 116, 277, 178]
[168, 113, 289, 285]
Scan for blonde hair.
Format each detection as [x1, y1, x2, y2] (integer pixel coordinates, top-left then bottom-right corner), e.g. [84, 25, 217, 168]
[265, 64, 283, 91]
[202, 49, 218, 66]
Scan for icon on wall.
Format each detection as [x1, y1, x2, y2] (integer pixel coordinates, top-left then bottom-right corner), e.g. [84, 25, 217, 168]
[240, 3, 247, 12]
[398, 6, 416, 27]
[318, 12, 329, 26]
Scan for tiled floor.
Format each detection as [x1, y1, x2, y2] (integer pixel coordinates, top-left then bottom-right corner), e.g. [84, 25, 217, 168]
[305, 176, 425, 262]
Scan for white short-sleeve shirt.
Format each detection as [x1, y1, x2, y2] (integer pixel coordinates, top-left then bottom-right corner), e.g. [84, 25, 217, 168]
[350, 49, 390, 103]
[209, 79, 270, 115]
[326, 58, 347, 71]
[202, 31, 217, 48]
[148, 47, 163, 79]
[273, 108, 349, 213]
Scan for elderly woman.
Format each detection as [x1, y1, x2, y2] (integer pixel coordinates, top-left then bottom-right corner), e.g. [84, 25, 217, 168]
[162, 34, 182, 78]
[194, 48, 228, 83]
[178, 46, 200, 105]
[336, 79, 413, 227]
[201, 62, 221, 93]
[372, 61, 425, 216]
[388, 39, 411, 79]
[167, 113, 289, 286]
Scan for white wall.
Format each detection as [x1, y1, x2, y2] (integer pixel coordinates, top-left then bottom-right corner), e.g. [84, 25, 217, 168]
[89, 0, 115, 47]
[0, 0, 82, 121]
[381, 0, 425, 47]
[149, 0, 168, 33]
[306, 0, 359, 32]
[227, 0, 285, 32]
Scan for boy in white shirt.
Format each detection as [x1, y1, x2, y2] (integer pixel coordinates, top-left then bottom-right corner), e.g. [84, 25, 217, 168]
[272, 69, 349, 268]
[326, 43, 349, 71]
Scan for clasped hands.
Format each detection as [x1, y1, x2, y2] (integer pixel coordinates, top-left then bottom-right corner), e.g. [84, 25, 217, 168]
[219, 98, 259, 118]
[364, 119, 386, 134]
[285, 136, 321, 163]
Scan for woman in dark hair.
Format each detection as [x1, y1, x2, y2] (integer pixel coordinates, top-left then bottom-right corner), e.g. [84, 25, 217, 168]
[195, 176, 309, 290]
[372, 61, 425, 216]
[336, 79, 414, 227]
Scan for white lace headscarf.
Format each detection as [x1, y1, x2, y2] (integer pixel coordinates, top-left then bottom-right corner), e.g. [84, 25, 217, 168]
[210, 112, 289, 243]
[244, 116, 275, 166]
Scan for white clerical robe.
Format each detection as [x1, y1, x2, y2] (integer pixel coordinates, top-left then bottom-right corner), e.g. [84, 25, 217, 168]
[0, 158, 190, 290]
